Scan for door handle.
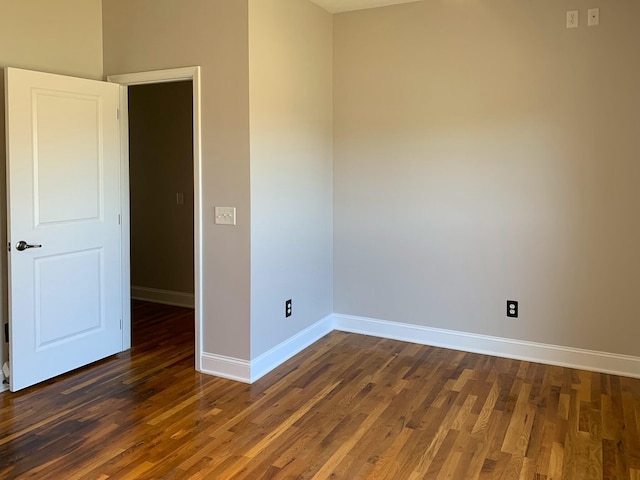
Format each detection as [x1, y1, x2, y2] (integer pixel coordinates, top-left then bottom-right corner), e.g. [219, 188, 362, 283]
[15, 241, 42, 251]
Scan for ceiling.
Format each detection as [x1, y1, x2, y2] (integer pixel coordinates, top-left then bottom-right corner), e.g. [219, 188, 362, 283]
[309, 0, 423, 14]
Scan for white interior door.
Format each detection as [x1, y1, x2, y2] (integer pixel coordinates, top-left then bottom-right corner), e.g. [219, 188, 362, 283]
[5, 68, 122, 392]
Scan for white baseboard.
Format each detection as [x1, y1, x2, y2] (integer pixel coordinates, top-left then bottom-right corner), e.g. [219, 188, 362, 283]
[131, 286, 194, 308]
[250, 314, 334, 382]
[201, 353, 251, 383]
[333, 314, 640, 379]
[200, 314, 333, 384]
[200, 313, 640, 384]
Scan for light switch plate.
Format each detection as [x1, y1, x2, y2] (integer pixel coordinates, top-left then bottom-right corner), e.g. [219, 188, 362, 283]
[215, 207, 236, 225]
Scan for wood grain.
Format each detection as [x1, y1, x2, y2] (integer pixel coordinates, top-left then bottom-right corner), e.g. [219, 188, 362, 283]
[1, 301, 639, 479]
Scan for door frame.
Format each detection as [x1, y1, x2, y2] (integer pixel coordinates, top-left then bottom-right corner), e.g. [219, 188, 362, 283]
[107, 67, 203, 371]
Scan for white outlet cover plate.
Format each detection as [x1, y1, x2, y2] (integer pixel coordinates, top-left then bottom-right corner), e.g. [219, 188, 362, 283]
[567, 10, 579, 28]
[588, 8, 599, 26]
[215, 206, 236, 226]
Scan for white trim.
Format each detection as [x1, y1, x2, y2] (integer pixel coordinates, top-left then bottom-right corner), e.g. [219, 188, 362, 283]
[199, 315, 333, 384]
[250, 315, 334, 383]
[116, 85, 131, 350]
[107, 66, 203, 372]
[198, 312, 640, 384]
[201, 353, 251, 384]
[107, 67, 198, 86]
[333, 314, 640, 379]
[131, 286, 195, 309]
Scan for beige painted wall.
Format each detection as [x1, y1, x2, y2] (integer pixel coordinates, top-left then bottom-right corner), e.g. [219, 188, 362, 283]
[0, 0, 103, 79]
[103, 0, 251, 359]
[249, 0, 333, 358]
[333, 0, 640, 356]
[129, 82, 194, 295]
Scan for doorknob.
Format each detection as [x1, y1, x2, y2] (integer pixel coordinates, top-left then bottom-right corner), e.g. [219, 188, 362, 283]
[15, 241, 42, 251]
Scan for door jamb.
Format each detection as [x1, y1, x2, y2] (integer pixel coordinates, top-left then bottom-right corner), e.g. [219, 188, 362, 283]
[107, 67, 203, 371]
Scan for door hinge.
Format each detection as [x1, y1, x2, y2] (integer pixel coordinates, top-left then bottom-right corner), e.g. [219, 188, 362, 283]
[118, 214, 121, 225]
[117, 108, 120, 120]
[6, 242, 10, 252]
[120, 319, 122, 330]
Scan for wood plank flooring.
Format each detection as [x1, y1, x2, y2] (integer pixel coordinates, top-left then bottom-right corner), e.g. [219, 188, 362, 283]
[1, 301, 639, 479]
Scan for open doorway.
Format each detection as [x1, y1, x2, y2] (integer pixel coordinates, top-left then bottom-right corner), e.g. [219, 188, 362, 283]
[108, 67, 203, 371]
[127, 81, 194, 348]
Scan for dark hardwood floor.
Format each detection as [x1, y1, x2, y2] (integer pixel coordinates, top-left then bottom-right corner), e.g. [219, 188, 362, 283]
[1, 301, 639, 479]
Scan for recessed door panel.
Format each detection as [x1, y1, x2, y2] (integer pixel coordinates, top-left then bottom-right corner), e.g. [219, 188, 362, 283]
[36, 249, 103, 348]
[33, 91, 102, 226]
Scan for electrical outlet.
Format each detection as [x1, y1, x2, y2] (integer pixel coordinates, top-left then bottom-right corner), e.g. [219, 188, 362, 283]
[566, 10, 579, 28]
[507, 300, 518, 318]
[285, 299, 292, 318]
[588, 8, 599, 26]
